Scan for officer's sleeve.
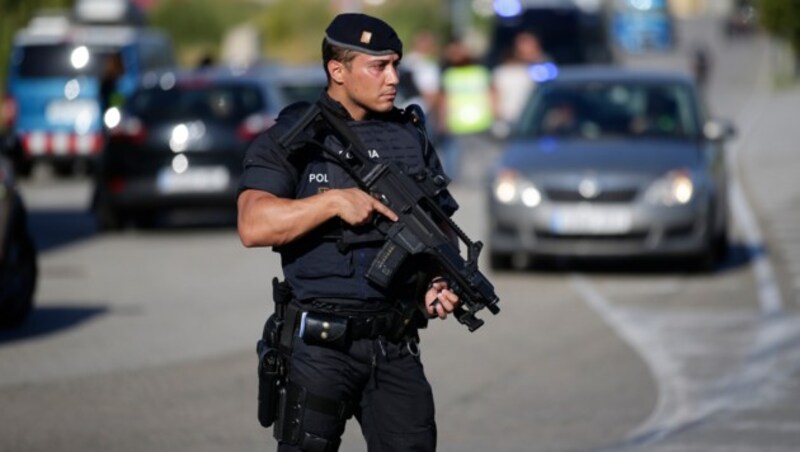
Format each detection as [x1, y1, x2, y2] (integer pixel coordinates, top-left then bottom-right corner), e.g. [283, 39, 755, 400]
[237, 131, 297, 199]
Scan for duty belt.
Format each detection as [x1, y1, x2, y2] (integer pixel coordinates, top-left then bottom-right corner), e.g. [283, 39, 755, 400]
[280, 299, 410, 353]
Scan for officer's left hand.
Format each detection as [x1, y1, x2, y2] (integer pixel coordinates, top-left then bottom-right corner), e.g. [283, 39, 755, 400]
[424, 277, 460, 319]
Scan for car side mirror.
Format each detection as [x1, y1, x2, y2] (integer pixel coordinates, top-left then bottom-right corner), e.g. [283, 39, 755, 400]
[703, 119, 736, 142]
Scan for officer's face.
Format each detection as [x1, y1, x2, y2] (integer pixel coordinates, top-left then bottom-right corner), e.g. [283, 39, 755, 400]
[331, 52, 400, 119]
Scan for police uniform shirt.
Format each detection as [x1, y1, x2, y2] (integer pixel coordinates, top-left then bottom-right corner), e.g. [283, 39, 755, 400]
[239, 93, 459, 302]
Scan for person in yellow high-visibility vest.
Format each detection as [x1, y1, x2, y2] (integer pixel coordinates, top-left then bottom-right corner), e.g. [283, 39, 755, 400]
[436, 38, 495, 181]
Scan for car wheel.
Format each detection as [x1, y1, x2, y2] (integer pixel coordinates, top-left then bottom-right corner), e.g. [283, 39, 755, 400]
[93, 192, 124, 231]
[489, 251, 513, 271]
[0, 207, 38, 329]
[96, 206, 125, 231]
[52, 161, 75, 178]
[714, 227, 729, 261]
[13, 159, 33, 178]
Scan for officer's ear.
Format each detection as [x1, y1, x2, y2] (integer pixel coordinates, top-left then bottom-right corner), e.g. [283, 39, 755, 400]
[327, 60, 346, 85]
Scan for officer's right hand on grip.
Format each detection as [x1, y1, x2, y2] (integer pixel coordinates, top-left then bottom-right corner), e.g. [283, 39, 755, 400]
[327, 187, 398, 226]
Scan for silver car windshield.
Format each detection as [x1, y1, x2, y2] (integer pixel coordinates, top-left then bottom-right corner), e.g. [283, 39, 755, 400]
[517, 82, 700, 140]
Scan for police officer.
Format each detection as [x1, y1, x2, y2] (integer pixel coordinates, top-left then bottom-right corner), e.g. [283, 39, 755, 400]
[237, 13, 461, 452]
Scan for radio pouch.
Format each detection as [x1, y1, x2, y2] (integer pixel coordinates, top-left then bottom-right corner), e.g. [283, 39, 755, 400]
[299, 311, 349, 350]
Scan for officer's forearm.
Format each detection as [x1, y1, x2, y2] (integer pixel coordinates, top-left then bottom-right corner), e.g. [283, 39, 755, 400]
[237, 189, 338, 247]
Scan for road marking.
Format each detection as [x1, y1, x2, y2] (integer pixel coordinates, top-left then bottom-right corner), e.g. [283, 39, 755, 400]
[642, 445, 799, 452]
[572, 274, 800, 449]
[725, 420, 800, 433]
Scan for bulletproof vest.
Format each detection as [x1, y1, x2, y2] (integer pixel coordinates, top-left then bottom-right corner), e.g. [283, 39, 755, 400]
[280, 114, 429, 302]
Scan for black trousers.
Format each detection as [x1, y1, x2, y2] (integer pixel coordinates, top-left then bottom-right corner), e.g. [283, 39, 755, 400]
[277, 335, 437, 452]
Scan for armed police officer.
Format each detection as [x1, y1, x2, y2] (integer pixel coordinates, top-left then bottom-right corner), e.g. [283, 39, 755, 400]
[237, 13, 462, 452]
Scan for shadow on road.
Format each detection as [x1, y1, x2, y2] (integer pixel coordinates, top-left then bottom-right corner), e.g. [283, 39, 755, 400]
[0, 305, 108, 344]
[27, 209, 98, 253]
[25, 207, 237, 253]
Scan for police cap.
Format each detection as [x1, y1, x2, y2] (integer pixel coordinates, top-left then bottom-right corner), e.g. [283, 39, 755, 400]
[324, 13, 403, 58]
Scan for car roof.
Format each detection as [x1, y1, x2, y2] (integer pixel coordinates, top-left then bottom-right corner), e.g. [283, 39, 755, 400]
[548, 65, 695, 85]
[138, 66, 271, 88]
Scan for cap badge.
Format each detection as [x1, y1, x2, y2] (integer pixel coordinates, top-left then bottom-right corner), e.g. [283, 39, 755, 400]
[360, 30, 373, 44]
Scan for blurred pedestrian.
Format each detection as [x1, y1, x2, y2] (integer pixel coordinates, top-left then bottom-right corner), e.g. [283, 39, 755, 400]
[402, 30, 441, 115]
[491, 31, 547, 138]
[99, 52, 124, 116]
[691, 44, 712, 93]
[437, 37, 495, 181]
[237, 12, 462, 452]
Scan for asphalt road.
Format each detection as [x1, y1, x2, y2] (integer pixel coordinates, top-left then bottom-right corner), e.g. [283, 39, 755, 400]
[2, 17, 800, 452]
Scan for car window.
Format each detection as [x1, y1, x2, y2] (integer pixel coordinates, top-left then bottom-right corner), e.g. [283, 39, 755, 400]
[129, 84, 265, 123]
[138, 37, 175, 71]
[517, 82, 699, 140]
[15, 44, 114, 78]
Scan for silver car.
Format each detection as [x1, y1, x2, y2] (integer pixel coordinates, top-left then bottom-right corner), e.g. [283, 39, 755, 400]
[486, 67, 735, 271]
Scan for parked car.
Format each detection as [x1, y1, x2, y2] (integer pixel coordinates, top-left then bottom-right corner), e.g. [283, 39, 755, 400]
[3, 12, 175, 177]
[0, 156, 37, 328]
[93, 67, 285, 229]
[486, 66, 734, 271]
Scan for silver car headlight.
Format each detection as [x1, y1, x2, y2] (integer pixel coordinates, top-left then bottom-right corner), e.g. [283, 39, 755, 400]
[644, 169, 694, 206]
[493, 171, 542, 207]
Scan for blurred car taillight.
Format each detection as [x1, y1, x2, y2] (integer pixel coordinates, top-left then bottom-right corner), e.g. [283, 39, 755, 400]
[237, 113, 275, 142]
[109, 116, 146, 145]
[2, 96, 17, 128]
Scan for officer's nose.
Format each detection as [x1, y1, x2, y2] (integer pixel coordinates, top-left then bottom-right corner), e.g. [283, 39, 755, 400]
[386, 66, 399, 86]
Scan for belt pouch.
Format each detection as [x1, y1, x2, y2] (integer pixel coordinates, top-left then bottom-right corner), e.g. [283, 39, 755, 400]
[300, 311, 349, 349]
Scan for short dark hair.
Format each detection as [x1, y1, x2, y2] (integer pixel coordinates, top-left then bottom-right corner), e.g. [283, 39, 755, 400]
[321, 39, 358, 83]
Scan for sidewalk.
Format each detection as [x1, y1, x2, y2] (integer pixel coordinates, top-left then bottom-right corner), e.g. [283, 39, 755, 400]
[735, 85, 800, 307]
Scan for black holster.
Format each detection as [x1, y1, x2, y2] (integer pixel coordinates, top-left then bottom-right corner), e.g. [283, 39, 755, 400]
[256, 278, 293, 428]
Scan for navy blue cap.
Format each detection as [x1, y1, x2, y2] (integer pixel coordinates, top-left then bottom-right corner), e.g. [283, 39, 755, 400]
[324, 13, 402, 58]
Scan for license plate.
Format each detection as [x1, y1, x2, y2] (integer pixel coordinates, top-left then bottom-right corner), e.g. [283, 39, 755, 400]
[157, 166, 230, 194]
[550, 205, 632, 235]
[46, 100, 98, 125]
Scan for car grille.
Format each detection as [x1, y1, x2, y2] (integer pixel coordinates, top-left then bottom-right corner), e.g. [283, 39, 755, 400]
[544, 188, 639, 203]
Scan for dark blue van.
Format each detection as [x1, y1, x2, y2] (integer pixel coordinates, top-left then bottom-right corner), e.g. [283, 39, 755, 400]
[3, 15, 174, 176]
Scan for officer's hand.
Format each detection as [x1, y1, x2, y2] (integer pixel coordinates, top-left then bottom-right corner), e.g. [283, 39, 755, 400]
[424, 276, 460, 320]
[331, 188, 398, 226]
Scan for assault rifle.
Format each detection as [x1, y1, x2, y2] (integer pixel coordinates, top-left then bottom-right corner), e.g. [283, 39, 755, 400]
[278, 102, 499, 331]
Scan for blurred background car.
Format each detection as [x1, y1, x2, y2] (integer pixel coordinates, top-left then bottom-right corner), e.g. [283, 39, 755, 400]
[92, 66, 284, 229]
[262, 63, 327, 105]
[3, 10, 175, 178]
[486, 0, 615, 69]
[486, 67, 735, 271]
[723, 0, 759, 38]
[610, 0, 677, 54]
[0, 156, 37, 329]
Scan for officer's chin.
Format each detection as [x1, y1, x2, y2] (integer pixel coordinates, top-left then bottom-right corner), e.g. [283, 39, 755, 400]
[374, 96, 396, 112]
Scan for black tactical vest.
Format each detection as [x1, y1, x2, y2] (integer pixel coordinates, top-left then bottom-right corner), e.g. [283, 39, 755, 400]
[279, 108, 437, 302]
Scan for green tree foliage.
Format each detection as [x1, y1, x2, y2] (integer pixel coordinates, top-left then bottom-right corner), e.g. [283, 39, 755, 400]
[255, 0, 450, 64]
[758, 0, 800, 57]
[149, 0, 254, 64]
[0, 0, 71, 89]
